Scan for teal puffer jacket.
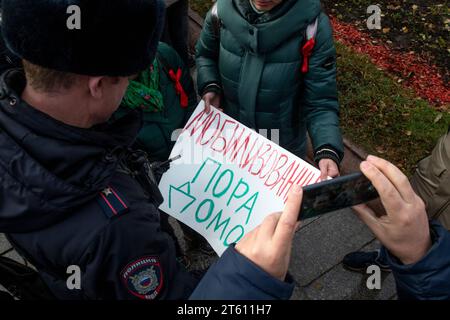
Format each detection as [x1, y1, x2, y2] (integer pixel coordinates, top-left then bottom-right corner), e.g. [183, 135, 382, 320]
[196, 0, 343, 160]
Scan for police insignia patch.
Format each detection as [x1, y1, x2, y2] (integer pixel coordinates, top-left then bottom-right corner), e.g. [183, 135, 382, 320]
[120, 256, 163, 300]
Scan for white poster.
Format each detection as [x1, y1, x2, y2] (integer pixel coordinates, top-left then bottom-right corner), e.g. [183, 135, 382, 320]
[158, 101, 322, 256]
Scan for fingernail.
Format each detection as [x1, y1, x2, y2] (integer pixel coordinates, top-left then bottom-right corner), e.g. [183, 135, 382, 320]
[292, 184, 302, 194]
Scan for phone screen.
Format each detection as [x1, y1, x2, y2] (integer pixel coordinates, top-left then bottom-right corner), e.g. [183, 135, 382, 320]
[299, 172, 379, 220]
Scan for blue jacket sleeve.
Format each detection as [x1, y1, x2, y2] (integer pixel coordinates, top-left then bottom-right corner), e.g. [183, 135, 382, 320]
[189, 246, 295, 300]
[382, 221, 450, 300]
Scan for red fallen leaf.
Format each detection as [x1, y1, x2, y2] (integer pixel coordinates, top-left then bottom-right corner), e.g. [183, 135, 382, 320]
[330, 16, 450, 109]
[370, 104, 378, 112]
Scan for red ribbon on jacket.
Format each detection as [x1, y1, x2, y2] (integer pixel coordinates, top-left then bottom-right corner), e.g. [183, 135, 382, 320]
[168, 68, 188, 108]
[301, 38, 316, 74]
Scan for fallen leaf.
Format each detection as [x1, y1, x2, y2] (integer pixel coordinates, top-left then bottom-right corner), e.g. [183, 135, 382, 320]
[434, 114, 443, 123]
[376, 147, 386, 154]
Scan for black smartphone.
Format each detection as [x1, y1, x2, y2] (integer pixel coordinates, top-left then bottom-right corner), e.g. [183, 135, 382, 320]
[299, 172, 379, 220]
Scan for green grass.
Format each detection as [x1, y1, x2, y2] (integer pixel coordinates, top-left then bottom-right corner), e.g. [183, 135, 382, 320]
[336, 42, 449, 173]
[190, 1, 450, 174]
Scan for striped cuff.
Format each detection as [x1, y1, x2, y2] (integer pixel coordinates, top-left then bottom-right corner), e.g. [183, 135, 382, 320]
[201, 83, 222, 96]
[314, 147, 341, 167]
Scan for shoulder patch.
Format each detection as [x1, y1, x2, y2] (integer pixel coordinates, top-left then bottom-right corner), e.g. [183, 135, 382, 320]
[96, 186, 129, 218]
[120, 256, 164, 300]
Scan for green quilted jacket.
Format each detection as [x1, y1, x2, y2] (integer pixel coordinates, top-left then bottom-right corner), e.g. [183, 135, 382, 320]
[196, 0, 343, 161]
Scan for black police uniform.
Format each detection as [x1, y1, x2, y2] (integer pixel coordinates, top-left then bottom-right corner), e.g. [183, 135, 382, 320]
[0, 69, 198, 299]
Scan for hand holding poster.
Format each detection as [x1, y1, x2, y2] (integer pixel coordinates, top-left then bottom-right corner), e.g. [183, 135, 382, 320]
[158, 101, 322, 255]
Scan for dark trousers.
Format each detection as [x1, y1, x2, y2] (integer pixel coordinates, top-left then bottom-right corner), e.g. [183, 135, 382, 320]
[159, 210, 184, 257]
[159, 210, 206, 255]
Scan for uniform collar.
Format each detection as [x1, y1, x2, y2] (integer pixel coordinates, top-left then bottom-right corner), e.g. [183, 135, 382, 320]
[0, 68, 143, 149]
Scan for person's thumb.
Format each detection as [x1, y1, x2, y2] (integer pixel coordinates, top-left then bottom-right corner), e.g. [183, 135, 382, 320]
[215, 96, 222, 109]
[274, 185, 303, 244]
[203, 96, 211, 114]
[320, 161, 328, 181]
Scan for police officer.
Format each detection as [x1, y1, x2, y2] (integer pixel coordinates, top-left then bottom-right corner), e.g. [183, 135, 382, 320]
[0, 0, 300, 300]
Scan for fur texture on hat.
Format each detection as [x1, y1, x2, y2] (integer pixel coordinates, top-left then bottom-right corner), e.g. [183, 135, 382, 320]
[1, 0, 165, 76]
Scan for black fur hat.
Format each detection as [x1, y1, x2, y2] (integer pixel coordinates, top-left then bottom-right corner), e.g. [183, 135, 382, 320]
[1, 0, 165, 76]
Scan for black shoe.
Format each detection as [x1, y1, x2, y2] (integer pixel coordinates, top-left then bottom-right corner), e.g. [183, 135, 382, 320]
[343, 250, 391, 273]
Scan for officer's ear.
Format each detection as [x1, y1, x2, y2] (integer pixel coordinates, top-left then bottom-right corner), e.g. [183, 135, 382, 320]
[87, 76, 106, 99]
[87, 76, 123, 99]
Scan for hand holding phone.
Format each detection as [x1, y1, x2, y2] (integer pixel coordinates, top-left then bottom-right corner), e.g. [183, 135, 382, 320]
[299, 172, 379, 220]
